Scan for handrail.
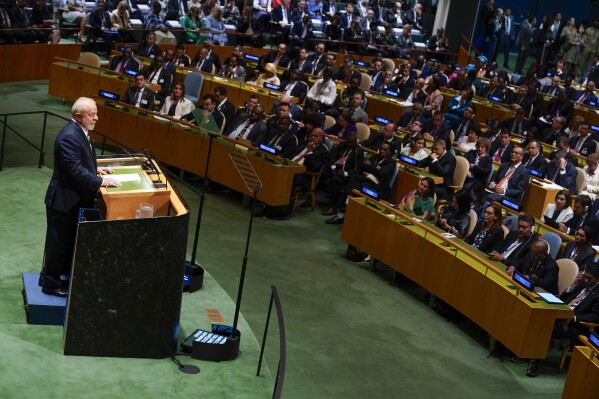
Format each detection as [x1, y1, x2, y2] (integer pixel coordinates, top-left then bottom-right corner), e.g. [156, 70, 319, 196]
[350, 189, 542, 299]
[460, 33, 482, 57]
[256, 285, 287, 399]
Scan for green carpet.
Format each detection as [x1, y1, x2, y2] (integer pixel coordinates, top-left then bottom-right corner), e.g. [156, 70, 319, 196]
[0, 81, 570, 398]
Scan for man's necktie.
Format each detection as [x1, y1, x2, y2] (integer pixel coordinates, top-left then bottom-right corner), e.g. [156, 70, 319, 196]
[497, 166, 515, 187]
[494, 146, 504, 162]
[133, 90, 142, 107]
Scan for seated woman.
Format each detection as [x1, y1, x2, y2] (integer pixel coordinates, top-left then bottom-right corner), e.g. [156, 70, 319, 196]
[324, 111, 357, 141]
[560, 225, 597, 266]
[62, 0, 88, 40]
[436, 189, 472, 239]
[253, 63, 281, 87]
[398, 177, 436, 221]
[444, 88, 474, 123]
[205, 6, 227, 46]
[182, 6, 208, 44]
[160, 82, 195, 119]
[542, 190, 574, 224]
[463, 137, 493, 189]
[145, 1, 176, 44]
[32, 0, 61, 43]
[465, 204, 504, 253]
[456, 124, 482, 152]
[400, 134, 428, 161]
[581, 153, 599, 200]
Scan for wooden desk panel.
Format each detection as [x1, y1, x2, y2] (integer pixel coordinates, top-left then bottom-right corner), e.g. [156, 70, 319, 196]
[0, 44, 80, 83]
[341, 198, 573, 358]
[91, 102, 303, 206]
[522, 182, 561, 220]
[562, 346, 599, 399]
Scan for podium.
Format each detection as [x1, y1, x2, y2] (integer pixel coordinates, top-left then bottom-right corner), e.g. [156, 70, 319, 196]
[62, 156, 190, 359]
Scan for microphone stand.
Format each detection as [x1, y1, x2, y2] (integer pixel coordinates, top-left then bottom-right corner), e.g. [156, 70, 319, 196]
[231, 184, 261, 338]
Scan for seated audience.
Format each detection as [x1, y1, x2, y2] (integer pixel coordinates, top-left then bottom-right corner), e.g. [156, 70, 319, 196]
[558, 195, 599, 244]
[436, 189, 472, 239]
[122, 74, 155, 110]
[400, 134, 427, 161]
[419, 139, 456, 200]
[581, 153, 599, 197]
[144, 55, 174, 106]
[161, 82, 195, 119]
[444, 88, 474, 123]
[463, 137, 493, 189]
[292, 128, 329, 203]
[542, 190, 574, 224]
[506, 240, 559, 294]
[489, 214, 537, 267]
[546, 150, 578, 194]
[486, 146, 529, 204]
[560, 226, 597, 266]
[465, 204, 504, 253]
[225, 104, 267, 145]
[456, 124, 482, 152]
[398, 177, 436, 221]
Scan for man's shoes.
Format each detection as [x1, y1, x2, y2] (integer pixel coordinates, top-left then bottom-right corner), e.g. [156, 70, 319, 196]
[509, 356, 529, 363]
[325, 215, 344, 224]
[41, 286, 68, 297]
[526, 359, 540, 377]
[321, 207, 337, 216]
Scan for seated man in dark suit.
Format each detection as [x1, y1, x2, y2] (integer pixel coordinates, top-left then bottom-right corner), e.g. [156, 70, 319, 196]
[267, 96, 303, 121]
[569, 121, 597, 157]
[144, 55, 174, 106]
[549, 136, 579, 167]
[539, 116, 567, 146]
[397, 103, 431, 131]
[279, 69, 309, 104]
[362, 123, 400, 155]
[423, 111, 449, 143]
[291, 128, 330, 203]
[122, 74, 155, 110]
[539, 90, 574, 127]
[225, 104, 267, 146]
[522, 140, 548, 175]
[558, 195, 599, 244]
[261, 117, 298, 159]
[506, 240, 559, 294]
[110, 45, 139, 73]
[89, 0, 116, 53]
[135, 32, 162, 59]
[288, 48, 313, 75]
[486, 146, 529, 204]
[418, 139, 456, 200]
[214, 86, 236, 130]
[502, 108, 531, 135]
[489, 130, 514, 163]
[489, 213, 537, 268]
[524, 262, 599, 377]
[326, 142, 396, 224]
[546, 150, 579, 194]
[191, 47, 214, 73]
[574, 81, 598, 106]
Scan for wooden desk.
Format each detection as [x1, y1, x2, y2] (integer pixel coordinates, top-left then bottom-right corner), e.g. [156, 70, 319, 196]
[562, 344, 599, 399]
[91, 101, 304, 206]
[341, 197, 573, 358]
[391, 165, 444, 204]
[0, 44, 80, 83]
[522, 181, 562, 220]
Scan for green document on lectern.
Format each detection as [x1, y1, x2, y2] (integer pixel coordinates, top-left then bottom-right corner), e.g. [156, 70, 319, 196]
[104, 167, 154, 192]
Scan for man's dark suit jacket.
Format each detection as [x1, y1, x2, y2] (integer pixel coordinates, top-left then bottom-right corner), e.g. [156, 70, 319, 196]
[489, 141, 513, 163]
[217, 99, 236, 129]
[191, 57, 214, 73]
[136, 43, 162, 59]
[362, 133, 400, 155]
[225, 115, 267, 146]
[418, 151, 456, 200]
[122, 87, 156, 110]
[522, 154, 548, 175]
[110, 56, 140, 73]
[546, 161, 578, 194]
[513, 255, 559, 294]
[539, 127, 567, 145]
[502, 116, 531, 135]
[279, 80, 309, 104]
[544, 97, 574, 124]
[293, 142, 329, 173]
[45, 121, 102, 212]
[569, 136, 597, 157]
[264, 51, 291, 68]
[574, 90, 599, 105]
[489, 162, 529, 203]
[561, 241, 597, 267]
[564, 213, 599, 244]
[262, 129, 298, 159]
[143, 67, 174, 101]
[354, 155, 397, 200]
[560, 285, 599, 324]
[499, 230, 538, 268]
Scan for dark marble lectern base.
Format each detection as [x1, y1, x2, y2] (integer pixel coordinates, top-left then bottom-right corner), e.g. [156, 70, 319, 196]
[63, 213, 189, 359]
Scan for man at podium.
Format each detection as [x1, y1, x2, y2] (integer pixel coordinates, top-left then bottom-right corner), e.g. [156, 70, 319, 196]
[40, 97, 121, 297]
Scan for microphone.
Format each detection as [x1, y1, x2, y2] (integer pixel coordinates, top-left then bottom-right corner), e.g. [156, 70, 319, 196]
[142, 148, 167, 189]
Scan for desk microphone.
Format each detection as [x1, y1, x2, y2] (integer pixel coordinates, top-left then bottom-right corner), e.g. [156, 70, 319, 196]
[142, 148, 167, 189]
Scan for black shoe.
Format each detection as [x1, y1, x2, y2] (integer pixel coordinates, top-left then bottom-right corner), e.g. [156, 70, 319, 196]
[41, 286, 68, 297]
[325, 215, 344, 224]
[509, 356, 529, 363]
[526, 359, 540, 377]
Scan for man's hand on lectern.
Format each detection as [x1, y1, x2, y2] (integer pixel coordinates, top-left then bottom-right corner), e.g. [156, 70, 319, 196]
[97, 166, 115, 175]
[102, 176, 122, 187]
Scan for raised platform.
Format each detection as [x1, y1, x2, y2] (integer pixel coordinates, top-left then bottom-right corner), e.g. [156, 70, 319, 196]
[22, 272, 67, 326]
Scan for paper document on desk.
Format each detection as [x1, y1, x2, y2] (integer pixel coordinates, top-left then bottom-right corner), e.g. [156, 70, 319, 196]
[540, 181, 563, 189]
[441, 233, 456, 238]
[109, 173, 141, 183]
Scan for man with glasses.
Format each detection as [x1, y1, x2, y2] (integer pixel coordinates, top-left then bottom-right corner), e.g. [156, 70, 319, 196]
[309, 43, 327, 74]
[486, 145, 529, 204]
[123, 74, 155, 110]
[489, 214, 537, 267]
[522, 140, 548, 175]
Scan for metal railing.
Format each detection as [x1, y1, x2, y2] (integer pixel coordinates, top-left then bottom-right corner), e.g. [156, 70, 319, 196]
[257, 285, 287, 399]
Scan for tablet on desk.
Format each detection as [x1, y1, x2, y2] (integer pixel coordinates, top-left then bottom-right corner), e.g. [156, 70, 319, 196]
[513, 271, 535, 292]
[535, 291, 564, 304]
[543, 217, 560, 230]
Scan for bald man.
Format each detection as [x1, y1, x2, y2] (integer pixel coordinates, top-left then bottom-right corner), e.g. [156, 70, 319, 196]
[507, 240, 559, 294]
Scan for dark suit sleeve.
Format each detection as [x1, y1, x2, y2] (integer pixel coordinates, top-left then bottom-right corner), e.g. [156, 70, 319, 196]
[505, 166, 529, 199]
[58, 132, 103, 191]
[528, 258, 559, 294]
[429, 154, 455, 186]
[575, 295, 599, 324]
